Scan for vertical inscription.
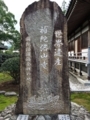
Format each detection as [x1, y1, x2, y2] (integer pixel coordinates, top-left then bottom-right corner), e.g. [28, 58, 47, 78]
[40, 26, 49, 70]
[54, 30, 63, 68]
[25, 37, 31, 81]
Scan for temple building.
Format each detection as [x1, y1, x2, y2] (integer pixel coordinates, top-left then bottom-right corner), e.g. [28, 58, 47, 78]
[66, 0, 90, 80]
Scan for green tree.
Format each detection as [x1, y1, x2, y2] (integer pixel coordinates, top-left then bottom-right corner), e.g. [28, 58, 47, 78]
[0, 0, 20, 50]
[0, 57, 20, 84]
[61, 0, 67, 15]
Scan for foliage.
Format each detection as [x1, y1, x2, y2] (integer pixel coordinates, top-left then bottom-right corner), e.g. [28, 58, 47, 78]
[0, 0, 21, 50]
[0, 57, 20, 84]
[61, 0, 68, 15]
[0, 95, 17, 111]
[71, 93, 90, 112]
[0, 52, 19, 67]
[0, 72, 12, 84]
[12, 31, 21, 50]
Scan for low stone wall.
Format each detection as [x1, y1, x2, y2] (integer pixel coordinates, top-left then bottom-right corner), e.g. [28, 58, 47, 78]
[0, 102, 90, 120]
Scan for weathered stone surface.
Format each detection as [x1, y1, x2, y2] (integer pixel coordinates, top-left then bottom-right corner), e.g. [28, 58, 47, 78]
[16, 0, 70, 115]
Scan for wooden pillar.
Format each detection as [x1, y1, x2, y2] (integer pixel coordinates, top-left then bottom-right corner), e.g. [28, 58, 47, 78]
[74, 62, 76, 73]
[88, 29, 90, 80]
[79, 63, 82, 76]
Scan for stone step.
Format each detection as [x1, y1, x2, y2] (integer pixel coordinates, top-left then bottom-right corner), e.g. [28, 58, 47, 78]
[16, 114, 71, 120]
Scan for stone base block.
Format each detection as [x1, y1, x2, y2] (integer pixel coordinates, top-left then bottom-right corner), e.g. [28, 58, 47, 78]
[17, 114, 70, 120]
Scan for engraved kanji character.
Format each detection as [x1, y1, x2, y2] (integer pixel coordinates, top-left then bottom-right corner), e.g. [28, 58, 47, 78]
[56, 39, 63, 45]
[41, 61, 47, 69]
[40, 36, 48, 42]
[39, 26, 48, 34]
[54, 48, 62, 57]
[55, 30, 63, 38]
[41, 53, 48, 58]
[40, 44, 48, 51]
[54, 43, 60, 48]
[55, 58, 61, 65]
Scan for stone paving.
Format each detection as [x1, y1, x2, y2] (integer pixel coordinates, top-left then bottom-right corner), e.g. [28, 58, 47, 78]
[69, 72, 90, 91]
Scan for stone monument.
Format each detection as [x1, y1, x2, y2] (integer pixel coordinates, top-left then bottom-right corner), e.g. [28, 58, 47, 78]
[16, 0, 70, 115]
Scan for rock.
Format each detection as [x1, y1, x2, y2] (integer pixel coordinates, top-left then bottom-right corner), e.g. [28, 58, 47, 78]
[44, 115, 51, 120]
[5, 92, 17, 96]
[1, 111, 6, 117]
[5, 110, 12, 114]
[5, 118, 10, 120]
[71, 116, 76, 120]
[85, 115, 90, 120]
[0, 117, 4, 120]
[4, 114, 11, 119]
[37, 116, 45, 120]
[71, 102, 90, 120]
[0, 91, 5, 94]
[10, 115, 17, 120]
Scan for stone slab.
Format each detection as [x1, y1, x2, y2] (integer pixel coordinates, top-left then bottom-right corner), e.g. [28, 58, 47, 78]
[5, 92, 17, 96]
[16, 0, 70, 115]
[17, 114, 29, 120]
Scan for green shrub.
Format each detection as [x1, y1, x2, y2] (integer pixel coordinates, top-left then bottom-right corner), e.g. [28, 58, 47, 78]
[0, 57, 20, 84]
[0, 52, 19, 67]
